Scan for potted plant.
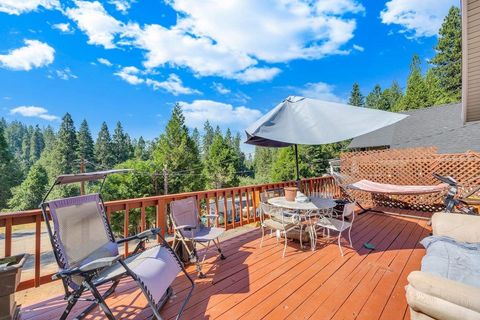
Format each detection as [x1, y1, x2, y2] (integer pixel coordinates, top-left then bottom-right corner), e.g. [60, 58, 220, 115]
[0, 253, 28, 320]
[284, 187, 298, 202]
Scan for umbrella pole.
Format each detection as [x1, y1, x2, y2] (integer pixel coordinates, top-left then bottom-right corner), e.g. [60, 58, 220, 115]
[294, 144, 300, 184]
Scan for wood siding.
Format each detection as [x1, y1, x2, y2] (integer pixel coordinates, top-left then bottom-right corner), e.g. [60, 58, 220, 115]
[464, 0, 480, 122]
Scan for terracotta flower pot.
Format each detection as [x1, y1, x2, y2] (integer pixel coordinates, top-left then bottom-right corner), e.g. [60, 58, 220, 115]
[0, 253, 27, 320]
[284, 187, 298, 202]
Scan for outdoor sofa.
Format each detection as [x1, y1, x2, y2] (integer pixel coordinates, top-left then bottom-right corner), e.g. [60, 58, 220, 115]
[406, 212, 480, 320]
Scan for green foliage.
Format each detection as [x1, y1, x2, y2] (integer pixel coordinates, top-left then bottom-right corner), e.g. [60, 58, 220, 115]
[348, 82, 364, 107]
[202, 120, 214, 159]
[380, 81, 403, 111]
[133, 136, 149, 160]
[253, 147, 277, 183]
[203, 131, 238, 188]
[365, 84, 383, 109]
[102, 159, 157, 234]
[394, 54, 430, 111]
[29, 125, 44, 164]
[112, 121, 133, 164]
[153, 104, 203, 193]
[95, 122, 115, 169]
[55, 113, 79, 174]
[0, 125, 21, 209]
[430, 6, 462, 103]
[269, 146, 299, 182]
[77, 119, 95, 171]
[8, 163, 48, 210]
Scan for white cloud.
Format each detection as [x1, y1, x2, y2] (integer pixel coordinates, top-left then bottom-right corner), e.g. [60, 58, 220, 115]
[170, 0, 363, 62]
[52, 22, 73, 33]
[66, 1, 123, 49]
[109, 0, 134, 14]
[353, 44, 364, 52]
[97, 57, 113, 66]
[212, 82, 231, 95]
[55, 67, 77, 80]
[0, 0, 59, 15]
[180, 99, 262, 130]
[114, 66, 144, 85]
[10, 106, 59, 121]
[146, 74, 200, 96]
[0, 39, 54, 71]
[233, 67, 281, 83]
[381, 0, 457, 38]
[295, 82, 344, 102]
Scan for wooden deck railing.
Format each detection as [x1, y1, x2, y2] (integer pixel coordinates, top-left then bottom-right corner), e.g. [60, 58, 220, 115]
[0, 176, 339, 291]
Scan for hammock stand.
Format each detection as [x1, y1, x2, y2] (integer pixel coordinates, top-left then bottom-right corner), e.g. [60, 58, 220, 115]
[331, 172, 448, 220]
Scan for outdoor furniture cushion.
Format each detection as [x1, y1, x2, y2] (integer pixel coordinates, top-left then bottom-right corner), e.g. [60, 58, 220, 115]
[432, 212, 480, 243]
[262, 219, 296, 231]
[420, 236, 480, 288]
[94, 245, 181, 301]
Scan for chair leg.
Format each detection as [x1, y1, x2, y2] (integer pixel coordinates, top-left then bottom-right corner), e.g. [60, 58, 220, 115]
[282, 232, 288, 258]
[213, 238, 226, 260]
[338, 233, 344, 257]
[299, 225, 303, 249]
[260, 226, 265, 248]
[84, 279, 116, 320]
[59, 290, 81, 320]
[348, 227, 353, 247]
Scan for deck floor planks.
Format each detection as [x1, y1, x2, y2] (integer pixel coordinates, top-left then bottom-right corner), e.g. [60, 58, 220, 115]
[328, 217, 426, 320]
[20, 212, 430, 320]
[285, 213, 404, 320]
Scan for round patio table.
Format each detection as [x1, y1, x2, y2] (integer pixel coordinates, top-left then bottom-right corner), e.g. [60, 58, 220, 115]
[267, 196, 336, 250]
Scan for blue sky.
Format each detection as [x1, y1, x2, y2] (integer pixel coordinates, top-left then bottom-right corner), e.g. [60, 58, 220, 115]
[0, 0, 459, 147]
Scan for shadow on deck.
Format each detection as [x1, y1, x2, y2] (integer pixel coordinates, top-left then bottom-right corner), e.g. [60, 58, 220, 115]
[20, 211, 430, 320]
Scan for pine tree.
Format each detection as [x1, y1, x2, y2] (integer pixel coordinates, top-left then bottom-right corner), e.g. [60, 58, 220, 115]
[270, 146, 298, 182]
[203, 131, 238, 188]
[380, 81, 403, 111]
[191, 128, 200, 152]
[0, 125, 21, 209]
[4, 120, 27, 160]
[112, 121, 133, 164]
[21, 130, 31, 168]
[254, 147, 277, 183]
[365, 84, 383, 109]
[349, 83, 365, 107]
[42, 126, 56, 151]
[29, 125, 44, 164]
[202, 120, 214, 159]
[8, 163, 48, 210]
[54, 113, 79, 175]
[77, 119, 95, 171]
[430, 6, 462, 102]
[134, 136, 148, 160]
[95, 122, 115, 169]
[153, 104, 203, 193]
[425, 69, 451, 106]
[394, 54, 429, 111]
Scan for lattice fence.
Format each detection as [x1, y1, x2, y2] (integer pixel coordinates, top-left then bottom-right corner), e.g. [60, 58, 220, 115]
[339, 147, 480, 211]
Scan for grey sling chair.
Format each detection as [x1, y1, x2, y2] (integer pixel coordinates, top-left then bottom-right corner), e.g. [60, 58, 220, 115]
[40, 169, 194, 320]
[170, 197, 226, 279]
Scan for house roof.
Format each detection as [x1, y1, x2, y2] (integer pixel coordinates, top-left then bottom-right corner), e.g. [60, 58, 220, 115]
[348, 103, 480, 153]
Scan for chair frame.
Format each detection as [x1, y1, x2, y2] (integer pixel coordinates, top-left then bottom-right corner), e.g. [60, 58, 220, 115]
[40, 171, 194, 320]
[314, 201, 356, 256]
[259, 202, 303, 258]
[170, 197, 226, 279]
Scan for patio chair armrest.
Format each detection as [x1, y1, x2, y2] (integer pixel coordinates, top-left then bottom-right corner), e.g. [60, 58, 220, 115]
[78, 255, 122, 272]
[174, 224, 197, 230]
[204, 214, 218, 218]
[53, 267, 82, 280]
[117, 228, 161, 244]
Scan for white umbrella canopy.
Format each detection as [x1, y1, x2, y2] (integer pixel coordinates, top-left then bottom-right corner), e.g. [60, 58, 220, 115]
[245, 96, 408, 147]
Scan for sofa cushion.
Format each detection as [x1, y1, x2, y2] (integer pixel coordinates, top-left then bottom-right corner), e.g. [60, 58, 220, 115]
[420, 236, 480, 288]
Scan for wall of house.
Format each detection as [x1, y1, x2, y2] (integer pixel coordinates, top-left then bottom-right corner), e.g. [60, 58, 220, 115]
[464, 0, 480, 122]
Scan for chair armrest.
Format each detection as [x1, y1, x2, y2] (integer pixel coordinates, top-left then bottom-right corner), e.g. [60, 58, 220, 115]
[117, 228, 161, 244]
[78, 255, 122, 272]
[204, 214, 218, 218]
[432, 213, 480, 243]
[407, 271, 480, 315]
[174, 224, 197, 230]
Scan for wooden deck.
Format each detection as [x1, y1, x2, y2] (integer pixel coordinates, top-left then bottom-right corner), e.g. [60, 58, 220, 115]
[20, 211, 430, 320]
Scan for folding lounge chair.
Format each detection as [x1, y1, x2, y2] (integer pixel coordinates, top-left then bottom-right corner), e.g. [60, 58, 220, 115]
[41, 170, 194, 320]
[170, 197, 226, 279]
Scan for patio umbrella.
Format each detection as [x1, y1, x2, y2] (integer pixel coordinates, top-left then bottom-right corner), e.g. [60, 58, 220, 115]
[245, 96, 408, 180]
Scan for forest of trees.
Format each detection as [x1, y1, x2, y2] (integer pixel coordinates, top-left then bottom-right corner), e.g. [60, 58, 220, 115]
[0, 7, 461, 214]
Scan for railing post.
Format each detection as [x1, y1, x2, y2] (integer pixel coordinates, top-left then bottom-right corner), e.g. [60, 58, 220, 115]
[124, 204, 130, 256]
[34, 215, 41, 287]
[140, 204, 146, 232]
[5, 218, 12, 257]
[157, 199, 167, 240]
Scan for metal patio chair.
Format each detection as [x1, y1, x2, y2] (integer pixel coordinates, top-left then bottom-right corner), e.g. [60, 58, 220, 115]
[314, 201, 356, 256]
[40, 170, 194, 320]
[259, 202, 302, 258]
[170, 197, 226, 279]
